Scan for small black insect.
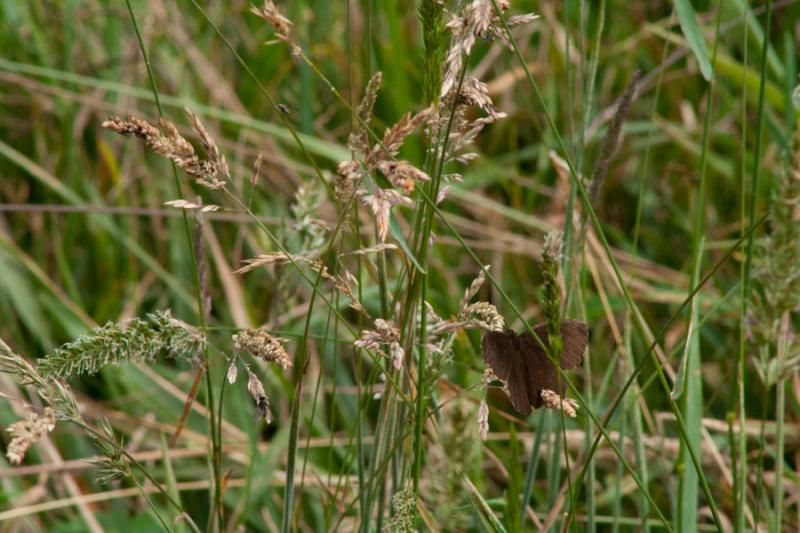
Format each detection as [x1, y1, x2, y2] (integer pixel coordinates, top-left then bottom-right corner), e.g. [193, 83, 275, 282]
[481, 320, 588, 415]
[277, 103, 292, 115]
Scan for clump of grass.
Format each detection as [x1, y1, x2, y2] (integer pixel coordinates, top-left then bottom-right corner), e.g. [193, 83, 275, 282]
[749, 125, 800, 529]
[750, 125, 800, 375]
[423, 397, 483, 529]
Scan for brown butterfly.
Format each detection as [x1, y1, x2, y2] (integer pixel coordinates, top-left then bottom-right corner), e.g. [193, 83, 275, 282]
[481, 320, 588, 415]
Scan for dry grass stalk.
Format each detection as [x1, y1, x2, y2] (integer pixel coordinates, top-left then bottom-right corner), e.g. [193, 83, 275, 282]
[235, 252, 367, 315]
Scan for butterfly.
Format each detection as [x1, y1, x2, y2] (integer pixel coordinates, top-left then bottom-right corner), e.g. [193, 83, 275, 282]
[481, 320, 588, 415]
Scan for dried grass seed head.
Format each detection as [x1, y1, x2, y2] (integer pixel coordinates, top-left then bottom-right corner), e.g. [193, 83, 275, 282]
[233, 329, 292, 370]
[377, 160, 431, 193]
[349, 71, 383, 154]
[359, 188, 411, 243]
[354, 319, 404, 370]
[250, 0, 301, 56]
[540, 389, 579, 418]
[246, 367, 273, 424]
[6, 408, 56, 465]
[477, 399, 489, 441]
[102, 111, 227, 190]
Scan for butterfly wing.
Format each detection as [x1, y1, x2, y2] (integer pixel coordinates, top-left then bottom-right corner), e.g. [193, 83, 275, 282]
[557, 319, 588, 369]
[519, 331, 558, 408]
[481, 331, 532, 415]
[521, 320, 588, 406]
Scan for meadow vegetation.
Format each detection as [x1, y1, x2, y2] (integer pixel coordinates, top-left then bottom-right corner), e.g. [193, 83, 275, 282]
[0, 0, 798, 531]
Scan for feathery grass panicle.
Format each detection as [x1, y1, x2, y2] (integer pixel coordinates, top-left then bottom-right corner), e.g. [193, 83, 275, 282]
[349, 71, 383, 154]
[91, 418, 132, 484]
[355, 319, 404, 370]
[102, 110, 227, 190]
[376, 160, 431, 193]
[184, 107, 230, 181]
[359, 188, 412, 243]
[37, 310, 204, 379]
[290, 183, 328, 253]
[5, 408, 55, 465]
[250, 0, 300, 56]
[440, 0, 536, 98]
[430, 267, 503, 335]
[371, 107, 434, 164]
[234, 329, 292, 370]
[0, 341, 81, 421]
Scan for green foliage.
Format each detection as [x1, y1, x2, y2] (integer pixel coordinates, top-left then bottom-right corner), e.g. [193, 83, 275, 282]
[1, 0, 799, 530]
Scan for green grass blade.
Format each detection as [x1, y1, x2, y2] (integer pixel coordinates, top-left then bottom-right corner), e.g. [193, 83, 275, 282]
[672, 0, 714, 80]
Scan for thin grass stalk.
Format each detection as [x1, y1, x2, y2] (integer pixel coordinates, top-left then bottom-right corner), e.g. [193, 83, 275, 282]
[742, 1, 773, 528]
[411, 58, 471, 496]
[281, 265, 325, 533]
[488, 3, 725, 527]
[297, 305, 335, 511]
[736, 2, 753, 530]
[121, 2, 220, 528]
[80, 423, 203, 533]
[546, 415, 561, 532]
[625, 12, 674, 531]
[220, 185, 402, 531]
[610, 411, 626, 533]
[677, 239, 705, 530]
[519, 409, 548, 526]
[188, 0, 332, 197]
[678, 4, 724, 526]
[773, 376, 785, 530]
[626, 336, 650, 533]
[575, 6, 605, 529]
[577, 280, 595, 533]
[330, 417, 415, 531]
[324, 294, 341, 527]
